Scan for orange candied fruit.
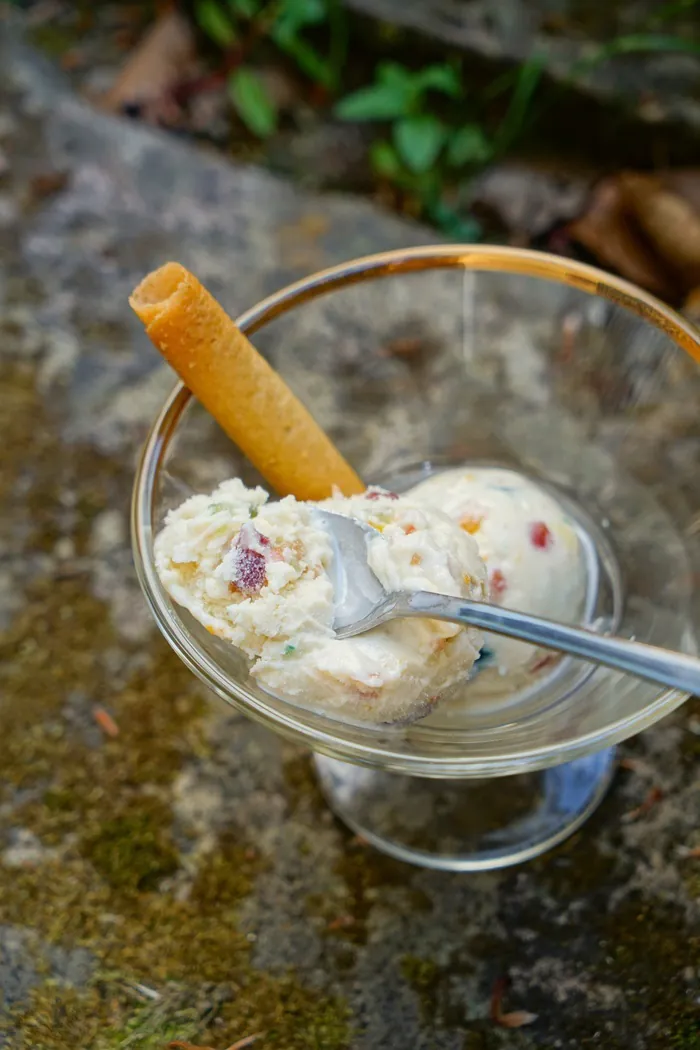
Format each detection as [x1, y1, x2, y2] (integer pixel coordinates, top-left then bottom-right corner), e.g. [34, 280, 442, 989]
[411, 553, 422, 566]
[460, 515, 483, 535]
[403, 523, 417, 535]
[490, 569, 507, 598]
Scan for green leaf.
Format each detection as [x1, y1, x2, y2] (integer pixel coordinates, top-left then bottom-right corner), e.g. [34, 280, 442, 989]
[584, 32, 700, 66]
[648, 0, 700, 26]
[292, 0, 327, 23]
[275, 0, 326, 35]
[414, 63, 462, 98]
[327, 0, 349, 89]
[493, 54, 543, 154]
[370, 140, 403, 180]
[195, 0, 237, 47]
[427, 199, 482, 240]
[228, 68, 278, 137]
[273, 30, 334, 87]
[393, 115, 447, 173]
[335, 82, 412, 121]
[446, 124, 492, 167]
[227, 0, 258, 16]
[376, 61, 416, 90]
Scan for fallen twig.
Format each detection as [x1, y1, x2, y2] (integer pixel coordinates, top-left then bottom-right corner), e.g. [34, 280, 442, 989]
[621, 785, 664, 823]
[227, 1036, 263, 1050]
[168, 1033, 262, 1050]
[93, 706, 120, 738]
[490, 976, 538, 1029]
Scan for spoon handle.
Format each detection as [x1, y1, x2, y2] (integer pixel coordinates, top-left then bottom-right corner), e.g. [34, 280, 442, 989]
[395, 591, 700, 696]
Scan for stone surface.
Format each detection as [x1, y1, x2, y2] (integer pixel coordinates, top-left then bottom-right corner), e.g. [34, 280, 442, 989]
[346, 0, 700, 138]
[1, 24, 700, 1050]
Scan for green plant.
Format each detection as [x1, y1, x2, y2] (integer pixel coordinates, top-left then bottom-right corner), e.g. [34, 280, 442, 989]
[336, 61, 491, 176]
[335, 58, 544, 238]
[194, 0, 346, 138]
[571, 31, 700, 80]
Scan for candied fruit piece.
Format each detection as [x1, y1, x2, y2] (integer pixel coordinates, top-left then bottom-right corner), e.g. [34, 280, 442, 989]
[230, 547, 267, 595]
[490, 569, 507, 599]
[238, 521, 270, 551]
[530, 521, 553, 550]
[411, 553, 422, 566]
[531, 652, 558, 673]
[365, 487, 399, 500]
[460, 515, 483, 535]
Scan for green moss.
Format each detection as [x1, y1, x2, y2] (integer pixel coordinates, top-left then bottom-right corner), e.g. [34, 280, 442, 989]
[586, 895, 700, 1049]
[329, 839, 408, 944]
[282, 752, 327, 815]
[0, 362, 351, 1048]
[400, 955, 440, 1022]
[669, 1022, 700, 1048]
[4, 984, 107, 1050]
[28, 25, 81, 57]
[530, 828, 621, 898]
[82, 800, 180, 893]
[190, 832, 267, 912]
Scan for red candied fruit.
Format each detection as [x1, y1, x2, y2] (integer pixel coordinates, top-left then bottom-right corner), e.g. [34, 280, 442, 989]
[531, 653, 558, 673]
[238, 521, 270, 550]
[365, 488, 399, 500]
[529, 521, 553, 550]
[490, 569, 507, 600]
[230, 547, 267, 595]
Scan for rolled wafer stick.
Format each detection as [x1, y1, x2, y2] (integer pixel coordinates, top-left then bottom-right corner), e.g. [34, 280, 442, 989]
[130, 262, 364, 500]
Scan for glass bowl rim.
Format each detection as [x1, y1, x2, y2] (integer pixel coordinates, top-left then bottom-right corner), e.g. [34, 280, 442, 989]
[131, 244, 699, 776]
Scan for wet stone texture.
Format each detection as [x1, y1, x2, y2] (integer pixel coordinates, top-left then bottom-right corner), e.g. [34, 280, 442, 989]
[1, 27, 700, 1050]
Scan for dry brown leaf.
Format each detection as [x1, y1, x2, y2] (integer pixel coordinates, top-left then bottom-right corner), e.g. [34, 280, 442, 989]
[101, 11, 198, 112]
[619, 173, 700, 289]
[568, 177, 676, 301]
[662, 169, 700, 214]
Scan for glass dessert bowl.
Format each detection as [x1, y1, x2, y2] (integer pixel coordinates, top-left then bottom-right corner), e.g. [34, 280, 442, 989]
[132, 246, 700, 871]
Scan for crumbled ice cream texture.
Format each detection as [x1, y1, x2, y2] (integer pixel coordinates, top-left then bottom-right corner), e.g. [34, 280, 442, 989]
[410, 467, 586, 684]
[155, 479, 487, 725]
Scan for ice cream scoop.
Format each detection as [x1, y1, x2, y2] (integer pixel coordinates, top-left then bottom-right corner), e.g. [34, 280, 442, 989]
[410, 468, 587, 678]
[155, 480, 487, 725]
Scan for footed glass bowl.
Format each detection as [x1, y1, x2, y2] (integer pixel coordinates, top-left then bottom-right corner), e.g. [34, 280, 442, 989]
[132, 246, 700, 871]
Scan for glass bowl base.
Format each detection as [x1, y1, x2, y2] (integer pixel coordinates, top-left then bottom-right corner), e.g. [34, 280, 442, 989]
[313, 748, 617, 871]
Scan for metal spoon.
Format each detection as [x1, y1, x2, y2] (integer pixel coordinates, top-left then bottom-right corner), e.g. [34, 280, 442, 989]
[314, 510, 700, 697]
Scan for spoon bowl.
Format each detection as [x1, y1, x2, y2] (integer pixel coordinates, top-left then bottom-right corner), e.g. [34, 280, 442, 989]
[315, 510, 700, 697]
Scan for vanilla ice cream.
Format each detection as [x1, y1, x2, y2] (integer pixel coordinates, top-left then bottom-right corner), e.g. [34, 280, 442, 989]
[155, 479, 487, 724]
[410, 467, 587, 688]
